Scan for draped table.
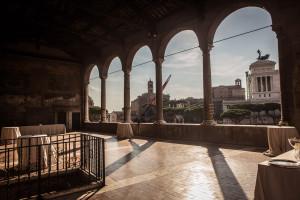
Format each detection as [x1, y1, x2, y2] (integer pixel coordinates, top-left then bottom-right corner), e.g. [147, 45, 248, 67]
[254, 150, 300, 200]
[116, 123, 134, 139]
[1, 127, 21, 144]
[17, 135, 50, 170]
[19, 124, 66, 136]
[265, 126, 299, 156]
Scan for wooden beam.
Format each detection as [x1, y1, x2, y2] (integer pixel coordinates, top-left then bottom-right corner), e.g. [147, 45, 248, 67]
[66, 0, 144, 29]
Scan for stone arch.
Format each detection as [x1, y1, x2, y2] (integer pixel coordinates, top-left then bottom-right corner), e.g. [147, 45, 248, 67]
[124, 43, 152, 71]
[158, 26, 198, 59]
[206, 2, 275, 44]
[83, 63, 101, 82]
[102, 55, 122, 77]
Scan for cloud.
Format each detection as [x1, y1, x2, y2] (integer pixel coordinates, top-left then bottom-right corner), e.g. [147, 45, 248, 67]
[89, 86, 101, 92]
[211, 54, 250, 77]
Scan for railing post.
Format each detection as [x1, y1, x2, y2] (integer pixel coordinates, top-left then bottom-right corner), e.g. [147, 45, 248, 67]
[37, 145, 42, 199]
[102, 138, 105, 186]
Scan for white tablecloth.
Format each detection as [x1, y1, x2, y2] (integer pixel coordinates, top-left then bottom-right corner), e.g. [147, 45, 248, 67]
[116, 123, 134, 139]
[19, 124, 66, 136]
[17, 135, 50, 170]
[1, 127, 21, 144]
[267, 126, 299, 156]
[254, 150, 300, 200]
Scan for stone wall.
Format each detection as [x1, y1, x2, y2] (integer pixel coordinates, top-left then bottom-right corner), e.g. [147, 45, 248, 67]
[83, 122, 268, 147]
[0, 55, 83, 128]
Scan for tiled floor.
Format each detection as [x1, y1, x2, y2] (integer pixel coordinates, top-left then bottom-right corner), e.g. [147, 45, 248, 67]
[55, 133, 269, 200]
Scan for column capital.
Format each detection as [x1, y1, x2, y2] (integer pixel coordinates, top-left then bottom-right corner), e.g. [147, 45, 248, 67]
[100, 74, 108, 80]
[272, 24, 284, 39]
[123, 68, 131, 75]
[203, 43, 214, 54]
[84, 80, 90, 86]
[153, 57, 164, 65]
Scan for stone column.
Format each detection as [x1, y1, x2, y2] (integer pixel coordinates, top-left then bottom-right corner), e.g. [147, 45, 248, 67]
[202, 44, 216, 125]
[100, 75, 107, 123]
[273, 25, 289, 126]
[153, 58, 166, 124]
[123, 68, 131, 123]
[84, 81, 90, 122]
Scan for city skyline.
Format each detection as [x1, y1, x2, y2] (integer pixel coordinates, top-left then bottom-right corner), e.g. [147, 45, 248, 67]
[89, 7, 278, 112]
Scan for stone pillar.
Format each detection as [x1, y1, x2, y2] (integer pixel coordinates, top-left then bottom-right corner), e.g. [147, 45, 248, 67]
[202, 44, 216, 125]
[123, 69, 131, 123]
[84, 81, 90, 122]
[100, 75, 107, 123]
[273, 25, 289, 126]
[153, 58, 166, 124]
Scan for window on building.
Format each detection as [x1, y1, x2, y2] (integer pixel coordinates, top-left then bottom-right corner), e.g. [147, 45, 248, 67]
[257, 77, 261, 92]
[267, 76, 271, 91]
[269, 94, 271, 97]
[264, 94, 266, 97]
[259, 94, 261, 97]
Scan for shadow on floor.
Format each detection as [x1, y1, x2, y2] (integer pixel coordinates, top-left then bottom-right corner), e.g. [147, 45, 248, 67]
[207, 147, 248, 200]
[106, 140, 155, 176]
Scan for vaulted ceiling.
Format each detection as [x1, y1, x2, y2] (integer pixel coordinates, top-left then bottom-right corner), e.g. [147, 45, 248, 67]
[0, 0, 205, 60]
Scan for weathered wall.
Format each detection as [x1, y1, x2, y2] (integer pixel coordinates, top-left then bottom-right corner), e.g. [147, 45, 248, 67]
[84, 122, 268, 147]
[0, 54, 83, 128]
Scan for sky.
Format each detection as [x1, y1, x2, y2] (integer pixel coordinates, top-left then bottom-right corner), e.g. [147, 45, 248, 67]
[89, 7, 278, 112]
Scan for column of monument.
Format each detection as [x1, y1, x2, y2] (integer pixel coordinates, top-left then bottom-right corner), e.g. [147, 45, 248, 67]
[100, 75, 107, 122]
[153, 58, 166, 124]
[273, 25, 289, 125]
[202, 44, 216, 125]
[84, 81, 90, 122]
[123, 68, 131, 123]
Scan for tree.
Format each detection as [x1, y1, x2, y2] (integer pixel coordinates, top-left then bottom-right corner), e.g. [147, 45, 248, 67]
[231, 103, 254, 124]
[89, 106, 108, 122]
[231, 103, 265, 124]
[221, 109, 251, 124]
[264, 103, 281, 124]
[183, 104, 203, 123]
[252, 104, 265, 124]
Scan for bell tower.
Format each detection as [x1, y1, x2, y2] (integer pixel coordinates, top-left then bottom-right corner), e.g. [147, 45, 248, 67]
[148, 79, 153, 93]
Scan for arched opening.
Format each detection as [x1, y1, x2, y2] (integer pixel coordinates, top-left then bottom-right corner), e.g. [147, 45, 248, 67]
[130, 46, 156, 123]
[163, 30, 203, 124]
[88, 65, 101, 122]
[107, 57, 123, 122]
[211, 7, 281, 125]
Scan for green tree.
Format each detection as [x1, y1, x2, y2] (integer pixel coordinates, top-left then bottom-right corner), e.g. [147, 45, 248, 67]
[183, 104, 203, 123]
[231, 103, 266, 124]
[89, 106, 108, 122]
[231, 103, 254, 124]
[221, 109, 251, 124]
[264, 103, 281, 124]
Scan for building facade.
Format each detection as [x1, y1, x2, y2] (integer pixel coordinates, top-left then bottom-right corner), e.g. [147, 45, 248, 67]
[222, 58, 281, 124]
[247, 60, 280, 100]
[212, 79, 245, 101]
[131, 79, 170, 121]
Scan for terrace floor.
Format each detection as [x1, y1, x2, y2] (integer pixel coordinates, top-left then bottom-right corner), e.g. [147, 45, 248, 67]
[54, 132, 269, 200]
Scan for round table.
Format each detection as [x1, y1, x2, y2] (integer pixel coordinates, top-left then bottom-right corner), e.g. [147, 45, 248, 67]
[1, 127, 21, 144]
[17, 135, 49, 170]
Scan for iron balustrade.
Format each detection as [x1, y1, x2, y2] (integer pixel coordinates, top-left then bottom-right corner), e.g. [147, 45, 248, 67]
[0, 133, 105, 199]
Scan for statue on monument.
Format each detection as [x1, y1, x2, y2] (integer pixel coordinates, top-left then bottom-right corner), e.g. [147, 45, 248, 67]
[257, 49, 270, 60]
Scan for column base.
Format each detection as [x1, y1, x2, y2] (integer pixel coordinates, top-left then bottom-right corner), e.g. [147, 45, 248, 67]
[278, 120, 289, 126]
[202, 120, 217, 126]
[123, 120, 132, 123]
[153, 120, 166, 124]
[99, 120, 107, 123]
[84, 120, 90, 123]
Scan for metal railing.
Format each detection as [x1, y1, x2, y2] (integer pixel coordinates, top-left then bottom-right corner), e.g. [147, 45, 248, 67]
[0, 133, 105, 199]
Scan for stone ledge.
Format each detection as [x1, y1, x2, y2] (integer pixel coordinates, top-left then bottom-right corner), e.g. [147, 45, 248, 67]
[83, 122, 268, 147]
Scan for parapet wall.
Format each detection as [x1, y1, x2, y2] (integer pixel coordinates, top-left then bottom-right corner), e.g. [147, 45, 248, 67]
[83, 122, 268, 147]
